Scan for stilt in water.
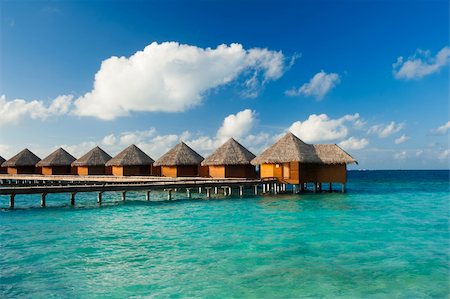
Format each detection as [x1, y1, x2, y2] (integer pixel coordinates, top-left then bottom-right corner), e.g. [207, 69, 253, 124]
[97, 192, 103, 204]
[239, 186, 244, 197]
[41, 193, 47, 207]
[341, 183, 346, 193]
[186, 188, 191, 199]
[9, 194, 15, 209]
[214, 187, 218, 194]
[313, 183, 318, 193]
[228, 187, 232, 196]
[146, 191, 151, 201]
[121, 191, 126, 201]
[167, 189, 173, 200]
[206, 188, 211, 198]
[198, 187, 202, 193]
[254, 185, 258, 195]
[70, 193, 76, 206]
[329, 183, 332, 192]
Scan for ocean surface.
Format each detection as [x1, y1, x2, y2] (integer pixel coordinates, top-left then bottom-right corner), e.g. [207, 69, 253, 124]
[0, 170, 449, 298]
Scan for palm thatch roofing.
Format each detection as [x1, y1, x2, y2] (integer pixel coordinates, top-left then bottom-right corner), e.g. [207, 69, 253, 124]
[1, 148, 41, 167]
[201, 138, 256, 166]
[36, 147, 76, 167]
[71, 146, 112, 167]
[313, 144, 357, 164]
[251, 132, 357, 165]
[154, 142, 203, 166]
[105, 144, 154, 166]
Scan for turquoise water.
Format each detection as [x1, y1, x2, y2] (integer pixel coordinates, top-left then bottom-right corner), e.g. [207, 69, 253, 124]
[0, 170, 449, 298]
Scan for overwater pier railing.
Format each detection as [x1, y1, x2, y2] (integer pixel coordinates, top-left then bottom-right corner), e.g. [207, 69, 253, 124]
[0, 174, 346, 209]
[0, 175, 281, 208]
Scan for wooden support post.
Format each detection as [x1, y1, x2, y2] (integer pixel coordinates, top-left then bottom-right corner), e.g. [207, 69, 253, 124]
[273, 183, 277, 195]
[293, 185, 296, 194]
[254, 185, 258, 195]
[318, 183, 322, 192]
[121, 191, 126, 201]
[97, 192, 103, 204]
[41, 193, 47, 207]
[198, 187, 202, 193]
[206, 188, 211, 198]
[70, 193, 75, 206]
[186, 188, 191, 199]
[282, 184, 286, 191]
[214, 187, 218, 194]
[313, 183, 317, 193]
[329, 183, 332, 192]
[9, 194, 15, 209]
[262, 184, 266, 193]
[167, 189, 172, 200]
[341, 183, 346, 193]
[222, 187, 228, 196]
[146, 191, 151, 201]
[239, 186, 244, 197]
[228, 187, 232, 196]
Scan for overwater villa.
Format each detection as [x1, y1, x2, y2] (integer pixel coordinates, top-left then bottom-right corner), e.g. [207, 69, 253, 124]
[0, 156, 6, 174]
[71, 146, 112, 175]
[36, 148, 76, 175]
[1, 149, 41, 174]
[154, 142, 206, 177]
[251, 132, 357, 191]
[105, 144, 154, 176]
[202, 138, 257, 178]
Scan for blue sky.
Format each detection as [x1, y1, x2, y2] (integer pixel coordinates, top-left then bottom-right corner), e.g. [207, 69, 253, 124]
[1, 0, 449, 169]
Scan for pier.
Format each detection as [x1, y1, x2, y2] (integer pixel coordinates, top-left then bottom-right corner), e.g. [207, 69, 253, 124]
[0, 174, 281, 208]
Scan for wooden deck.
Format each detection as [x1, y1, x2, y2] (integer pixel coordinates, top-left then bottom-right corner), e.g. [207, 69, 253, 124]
[0, 174, 279, 208]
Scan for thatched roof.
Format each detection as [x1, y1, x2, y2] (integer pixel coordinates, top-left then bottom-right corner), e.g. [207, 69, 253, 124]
[1, 148, 41, 167]
[251, 132, 357, 165]
[313, 144, 357, 164]
[154, 142, 203, 166]
[105, 144, 154, 166]
[201, 138, 256, 166]
[71, 146, 112, 167]
[36, 148, 76, 167]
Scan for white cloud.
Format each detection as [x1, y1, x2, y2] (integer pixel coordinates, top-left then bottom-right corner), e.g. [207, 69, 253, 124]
[339, 137, 369, 150]
[216, 109, 256, 143]
[368, 121, 404, 138]
[119, 128, 156, 145]
[394, 151, 407, 160]
[73, 42, 288, 120]
[101, 134, 117, 146]
[0, 94, 73, 127]
[288, 113, 360, 143]
[432, 121, 450, 135]
[62, 141, 97, 158]
[438, 149, 450, 160]
[0, 144, 11, 157]
[285, 70, 340, 100]
[394, 134, 409, 144]
[393, 46, 450, 80]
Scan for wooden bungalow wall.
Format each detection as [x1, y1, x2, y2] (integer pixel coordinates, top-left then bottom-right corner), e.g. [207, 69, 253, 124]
[7, 166, 37, 174]
[41, 166, 72, 175]
[75, 166, 111, 176]
[111, 166, 152, 176]
[260, 162, 346, 184]
[208, 165, 256, 178]
[161, 165, 200, 177]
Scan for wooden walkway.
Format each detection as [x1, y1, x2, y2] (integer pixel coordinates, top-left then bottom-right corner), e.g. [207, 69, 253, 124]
[0, 174, 279, 208]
